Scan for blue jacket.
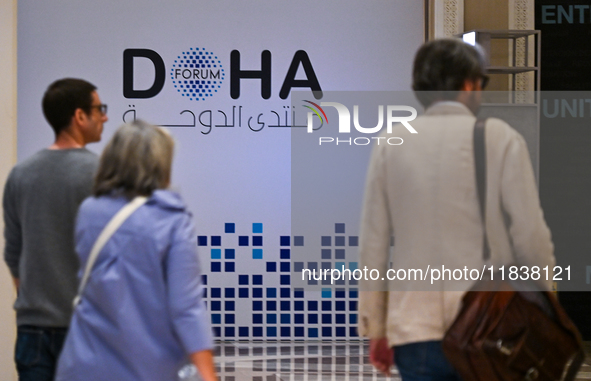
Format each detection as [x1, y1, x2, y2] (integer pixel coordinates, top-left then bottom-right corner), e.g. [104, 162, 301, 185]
[56, 190, 213, 381]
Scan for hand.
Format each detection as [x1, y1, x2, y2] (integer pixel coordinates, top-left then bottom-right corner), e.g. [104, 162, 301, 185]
[369, 337, 394, 376]
[189, 349, 218, 381]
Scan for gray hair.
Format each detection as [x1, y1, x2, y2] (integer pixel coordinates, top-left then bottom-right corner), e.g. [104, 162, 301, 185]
[412, 38, 486, 107]
[94, 120, 174, 198]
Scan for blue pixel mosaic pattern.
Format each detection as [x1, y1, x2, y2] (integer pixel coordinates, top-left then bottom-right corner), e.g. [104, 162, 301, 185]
[201, 223, 360, 340]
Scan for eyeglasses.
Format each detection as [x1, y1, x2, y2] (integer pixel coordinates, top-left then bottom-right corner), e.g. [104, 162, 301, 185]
[90, 104, 108, 115]
[480, 75, 489, 90]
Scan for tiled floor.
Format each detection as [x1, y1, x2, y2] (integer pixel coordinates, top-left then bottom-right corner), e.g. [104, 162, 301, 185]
[179, 341, 591, 380]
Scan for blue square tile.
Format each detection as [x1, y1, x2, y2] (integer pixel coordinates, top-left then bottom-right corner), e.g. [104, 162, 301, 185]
[211, 262, 221, 272]
[335, 289, 346, 298]
[350, 314, 357, 324]
[322, 327, 332, 337]
[239, 288, 249, 298]
[335, 249, 345, 259]
[308, 301, 318, 311]
[211, 288, 221, 298]
[211, 236, 221, 246]
[349, 301, 358, 311]
[211, 314, 221, 324]
[336, 314, 346, 324]
[253, 301, 263, 311]
[321, 249, 331, 259]
[280, 249, 290, 259]
[238, 236, 249, 246]
[294, 262, 304, 272]
[280, 236, 290, 246]
[225, 262, 235, 272]
[280, 314, 290, 324]
[294, 236, 304, 246]
[252, 275, 263, 285]
[267, 327, 277, 337]
[238, 275, 249, 285]
[252, 314, 263, 324]
[252, 236, 263, 246]
[225, 314, 235, 324]
[211, 249, 221, 259]
[294, 289, 304, 298]
[224, 288, 235, 298]
[225, 301, 235, 311]
[253, 327, 263, 337]
[294, 301, 304, 311]
[253, 249, 263, 259]
[225, 223, 235, 233]
[266, 314, 276, 324]
[197, 236, 207, 246]
[350, 289, 358, 298]
[335, 301, 345, 311]
[308, 314, 318, 324]
[335, 223, 345, 234]
[294, 327, 305, 337]
[253, 288, 263, 298]
[280, 262, 290, 272]
[335, 236, 345, 246]
[201, 275, 207, 285]
[322, 301, 332, 311]
[321, 236, 331, 246]
[336, 327, 346, 337]
[294, 314, 304, 324]
[280, 275, 290, 285]
[266, 301, 276, 311]
[266, 262, 276, 272]
[266, 288, 276, 298]
[239, 327, 249, 337]
[308, 328, 318, 338]
[252, 223, 263, 233]
[280, 327, 290, 337]
[225, 249, 235, 259]
[281, 288, 290, 298]
[322, 288, 331, 298]
[349, 236, 359, 246]
[213, 327, 221, 337]
[349, 327, 358, 337]
[322, 314, 332, 324]
[280, 301, 290, 311]
[211, 301, 221, 311]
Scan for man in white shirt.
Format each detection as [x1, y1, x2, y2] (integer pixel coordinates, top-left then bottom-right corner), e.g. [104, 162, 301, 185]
[357, 39, 554, 380]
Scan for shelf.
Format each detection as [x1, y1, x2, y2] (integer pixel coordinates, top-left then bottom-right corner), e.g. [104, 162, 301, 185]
[487, 66, 539, 74]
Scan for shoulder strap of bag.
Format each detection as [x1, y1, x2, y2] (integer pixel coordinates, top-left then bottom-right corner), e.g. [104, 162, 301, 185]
[73, 196, 148, 307]
[473, 119, 490, 261]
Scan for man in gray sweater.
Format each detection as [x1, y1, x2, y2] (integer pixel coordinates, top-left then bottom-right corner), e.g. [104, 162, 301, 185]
[3, 78, 108, 380]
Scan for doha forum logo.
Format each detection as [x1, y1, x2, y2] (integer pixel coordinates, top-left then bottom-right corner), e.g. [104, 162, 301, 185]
[170, 47, 225, 101]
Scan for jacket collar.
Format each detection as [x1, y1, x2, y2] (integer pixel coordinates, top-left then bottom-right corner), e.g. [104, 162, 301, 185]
[424, 101, 474, 117]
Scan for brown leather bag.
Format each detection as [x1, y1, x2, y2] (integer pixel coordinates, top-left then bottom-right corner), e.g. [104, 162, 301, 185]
[442, 120, 585, 381]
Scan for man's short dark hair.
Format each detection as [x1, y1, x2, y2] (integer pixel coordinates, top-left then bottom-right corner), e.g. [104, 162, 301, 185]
[42, 78, 97, 136]
[412, 38, 485, 107]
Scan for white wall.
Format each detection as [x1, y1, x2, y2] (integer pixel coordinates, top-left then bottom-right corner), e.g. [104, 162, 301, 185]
[0, 0, 19, 379]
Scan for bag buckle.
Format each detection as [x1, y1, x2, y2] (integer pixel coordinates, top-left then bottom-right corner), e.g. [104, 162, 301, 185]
[525, 367, 539, 380]
[496, 339, 513, 355]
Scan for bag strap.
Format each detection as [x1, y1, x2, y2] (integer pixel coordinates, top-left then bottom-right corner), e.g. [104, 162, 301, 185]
[473, 119, 490, 261]
[73, 196, 148, 307]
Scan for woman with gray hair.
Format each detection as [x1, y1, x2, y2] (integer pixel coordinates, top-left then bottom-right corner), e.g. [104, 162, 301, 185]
[55, 121, 217, 381]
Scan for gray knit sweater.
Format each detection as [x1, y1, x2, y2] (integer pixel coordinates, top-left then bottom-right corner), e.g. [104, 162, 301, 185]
[3, 148, 98, 327]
